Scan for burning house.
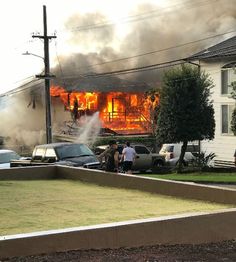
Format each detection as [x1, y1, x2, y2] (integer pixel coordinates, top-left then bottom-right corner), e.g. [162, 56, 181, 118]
[51, 76, 159, 135]
[0, 74, 158, 151]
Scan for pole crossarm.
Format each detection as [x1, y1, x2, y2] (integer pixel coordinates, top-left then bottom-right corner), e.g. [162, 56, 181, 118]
[35, 74, 56, 79]
[32, 35, 57, 39]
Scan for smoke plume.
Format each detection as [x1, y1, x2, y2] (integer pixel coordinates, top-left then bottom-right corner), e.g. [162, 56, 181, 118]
[1, 0, 236, 150]
[76, 112, 102, 146]
[53, 0, 236, 86]
[0, 92, 45, 149]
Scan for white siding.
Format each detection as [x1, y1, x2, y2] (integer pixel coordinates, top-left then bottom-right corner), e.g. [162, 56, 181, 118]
[200, 61, 236, 161]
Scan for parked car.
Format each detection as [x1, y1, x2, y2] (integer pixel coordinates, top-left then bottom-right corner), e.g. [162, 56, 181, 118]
[94, 143, 165, 172]
[10, 143, 101, 169]
[159, 143, 200, 166]
[0, 150, 21, 168]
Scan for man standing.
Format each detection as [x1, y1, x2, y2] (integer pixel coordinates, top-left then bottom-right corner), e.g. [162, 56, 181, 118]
[99, 140, 119, 172]
[121, 141, 136, 174]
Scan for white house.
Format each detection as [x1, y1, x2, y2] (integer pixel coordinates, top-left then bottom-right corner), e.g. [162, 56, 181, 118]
[189, 36, 236, 161]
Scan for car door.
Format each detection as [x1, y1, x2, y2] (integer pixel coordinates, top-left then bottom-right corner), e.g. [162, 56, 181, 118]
[133, 145, 152, 170]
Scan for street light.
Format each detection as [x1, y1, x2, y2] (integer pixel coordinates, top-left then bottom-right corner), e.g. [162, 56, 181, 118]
[22, 51, 56, 80]
[22, 51, 44, 60]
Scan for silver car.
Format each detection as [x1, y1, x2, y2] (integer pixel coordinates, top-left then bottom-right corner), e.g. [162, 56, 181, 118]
[94, 143, 165, 172]
[0, 150, 21, 168]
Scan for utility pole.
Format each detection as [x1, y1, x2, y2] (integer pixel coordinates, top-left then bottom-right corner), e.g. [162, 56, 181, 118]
[33, 5, 56, 143]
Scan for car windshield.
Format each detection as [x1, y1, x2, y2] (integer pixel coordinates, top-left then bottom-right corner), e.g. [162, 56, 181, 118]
[0, 152, 20, 164]
[56, 144, 94, 159]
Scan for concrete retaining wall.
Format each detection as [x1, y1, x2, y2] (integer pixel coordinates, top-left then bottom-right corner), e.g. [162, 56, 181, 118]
[1, 209, 236, 259]
[1, 165, 236, 206]
[0, 166, 57, 180]
[1, 165, 236, 259]
[57, 166, 236, 205]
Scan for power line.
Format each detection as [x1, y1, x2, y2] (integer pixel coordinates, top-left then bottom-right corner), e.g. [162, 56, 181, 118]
[72, 30, 236, 71]
[3, 33, 235, 96]
[82, 59, 186, 78]
[0, 79, 43, 98]
[54, 40, 67, 89]
[70, 0, 217, 32]
[0, 67, 227, 99]
[59, 32, 236, 79]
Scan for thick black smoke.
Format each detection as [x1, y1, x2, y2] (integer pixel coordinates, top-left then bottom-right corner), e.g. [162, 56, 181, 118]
[53, 0, 236, 88]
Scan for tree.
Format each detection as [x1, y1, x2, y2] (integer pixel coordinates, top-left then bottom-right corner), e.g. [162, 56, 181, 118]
[230, 81, 236, 135]
[156, 64, 215, 172]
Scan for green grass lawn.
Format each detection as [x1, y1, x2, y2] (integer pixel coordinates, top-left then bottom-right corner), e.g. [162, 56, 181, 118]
[0, 179, 234, 236]
[142, 172, 236, 183]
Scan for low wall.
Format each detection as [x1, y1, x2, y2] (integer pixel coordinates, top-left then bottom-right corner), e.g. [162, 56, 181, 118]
[1, 209, 236, 259]
[1, 165, 236, 206]
[57, 166, 236, 205]
[1, 166, 236, 259]
[0, 166, 57, 180]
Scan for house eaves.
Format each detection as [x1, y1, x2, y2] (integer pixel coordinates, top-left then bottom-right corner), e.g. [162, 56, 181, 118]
[187, 35, 236, 61]
[52, 75, 151, 93]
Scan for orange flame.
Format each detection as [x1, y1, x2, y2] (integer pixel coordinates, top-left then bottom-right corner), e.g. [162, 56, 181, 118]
[50, 86, 159, 134]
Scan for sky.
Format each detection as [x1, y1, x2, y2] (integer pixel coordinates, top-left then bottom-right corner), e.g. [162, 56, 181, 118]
[1, 0, 235, 95]
[0, 0, 168, 94]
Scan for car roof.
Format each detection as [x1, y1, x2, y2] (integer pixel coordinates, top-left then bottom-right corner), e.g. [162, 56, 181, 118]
[34, 142, 85, 149]
[0, 149, 17, 154]
[96, 143, 146, 148]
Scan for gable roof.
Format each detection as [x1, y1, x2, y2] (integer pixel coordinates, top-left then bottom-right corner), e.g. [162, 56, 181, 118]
[188, 35, 236, 60]
[52, 75, 150, 93]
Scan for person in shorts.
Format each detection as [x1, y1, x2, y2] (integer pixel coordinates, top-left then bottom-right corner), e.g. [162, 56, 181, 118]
[121, 141, 136, 174]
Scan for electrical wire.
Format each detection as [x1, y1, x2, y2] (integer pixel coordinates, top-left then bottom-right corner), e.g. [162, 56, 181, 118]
[3, 31, 235, 96]
[70, 0, 217, 32]
[54, 40, 67, 88]
[77, 60, 186, 78]
[71, 30, 236, 71]
[60, 37, 236, 79]
[0, 67, 229, 100]
[0, 79, 43, 98]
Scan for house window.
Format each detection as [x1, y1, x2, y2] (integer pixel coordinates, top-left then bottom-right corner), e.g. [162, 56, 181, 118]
[221, 104, 234, 134]
[221, 63, 236, 95]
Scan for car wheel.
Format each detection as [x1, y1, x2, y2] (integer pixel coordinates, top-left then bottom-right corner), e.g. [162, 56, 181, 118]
[140, 170, 146, 174]
[154, 160, 164, 167]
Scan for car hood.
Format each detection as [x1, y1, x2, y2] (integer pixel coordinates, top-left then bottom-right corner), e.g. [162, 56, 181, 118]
[58, 155, 99, 167]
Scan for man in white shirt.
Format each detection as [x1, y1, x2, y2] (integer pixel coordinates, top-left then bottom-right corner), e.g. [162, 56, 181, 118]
[121, 141, 136, 174]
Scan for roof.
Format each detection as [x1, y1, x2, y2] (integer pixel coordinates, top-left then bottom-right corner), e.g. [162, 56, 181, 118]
[188, 35, 236, 60]
[35, 142, 73, 148]
[0, 150, 17, 154]
[52, 75, 150, 93]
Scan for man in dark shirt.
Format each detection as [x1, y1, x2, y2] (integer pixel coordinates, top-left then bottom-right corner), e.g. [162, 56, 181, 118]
[99, 140, 119, 172]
